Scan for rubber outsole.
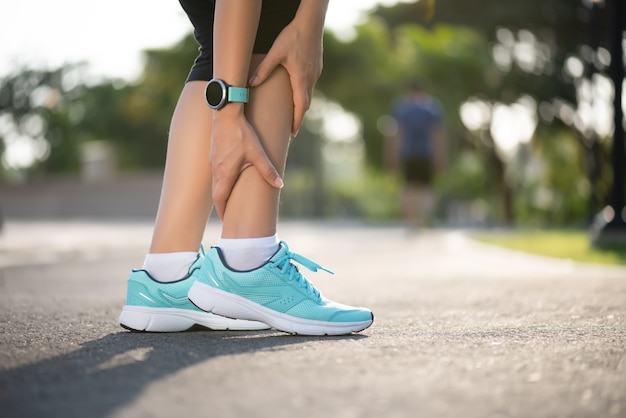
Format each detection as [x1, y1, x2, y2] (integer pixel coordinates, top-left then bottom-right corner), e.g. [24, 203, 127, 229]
[118, 305, 270, 332]
[188, 281, 373, 336]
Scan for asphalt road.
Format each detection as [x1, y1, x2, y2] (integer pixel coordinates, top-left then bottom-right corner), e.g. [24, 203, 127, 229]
[1, 220, 624, 418]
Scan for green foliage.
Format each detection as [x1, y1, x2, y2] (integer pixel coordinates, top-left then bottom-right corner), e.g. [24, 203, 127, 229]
[518, 130, 587, 225]
[375, 0, 605, 105]
[319, 20, 398, 168]
[38, 106, 81, 174]
[318, 20, 515, 223]
[473, 230, 626, 265]
[281, 167, 402, 220]
[327, 168, 402, 220]
[318, 1, 619, 227]
[78, 34, 200, 169]
[1, 0, 615, 229]
[436, 149, 490, 200]
[0, 65, 85, 179]
[510, 127, 615, 227]
[319, 21, 492, 169]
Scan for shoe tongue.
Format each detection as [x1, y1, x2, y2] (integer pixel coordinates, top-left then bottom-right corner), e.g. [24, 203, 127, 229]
[270, 243, 289, 261]
[268, 244, 297, 273]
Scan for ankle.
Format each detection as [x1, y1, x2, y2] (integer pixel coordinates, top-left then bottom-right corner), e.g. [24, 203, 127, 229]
[217, 235, 279, 270]
[142, 252, 198, 282]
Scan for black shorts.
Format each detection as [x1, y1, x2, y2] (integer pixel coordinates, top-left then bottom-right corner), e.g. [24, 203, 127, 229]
[402, 157, 433, 186]
[179, 0, 301, 82]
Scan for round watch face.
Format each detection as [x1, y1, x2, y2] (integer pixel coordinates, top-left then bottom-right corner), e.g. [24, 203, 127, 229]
[205, 79, 227, 109]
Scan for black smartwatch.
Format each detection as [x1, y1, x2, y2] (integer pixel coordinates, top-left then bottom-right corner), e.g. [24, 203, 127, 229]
[205, 78, 249, 110]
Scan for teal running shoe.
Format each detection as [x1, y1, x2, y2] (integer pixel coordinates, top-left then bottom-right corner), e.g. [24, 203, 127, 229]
[188, 241, 374, 336]
[119, 253, 269, 332]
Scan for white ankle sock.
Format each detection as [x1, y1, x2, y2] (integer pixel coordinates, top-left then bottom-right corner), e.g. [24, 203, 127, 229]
[142, 252, 199, 283]
[217, 234, 279, 270]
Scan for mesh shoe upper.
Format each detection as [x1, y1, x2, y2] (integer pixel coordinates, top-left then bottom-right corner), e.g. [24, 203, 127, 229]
[124, 256, 204, 311]
[199, 241, 372, 323]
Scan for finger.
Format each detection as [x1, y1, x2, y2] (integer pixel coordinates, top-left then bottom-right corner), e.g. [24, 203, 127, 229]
[291, 79, 310, 137]
[212, 174, 237, 220]
[249, 50, 282, 87]
[292, 104, 304, 137]
[212, 180, 226, 220]
[213, 194, 225, 221]
[248, 143, 284, 189]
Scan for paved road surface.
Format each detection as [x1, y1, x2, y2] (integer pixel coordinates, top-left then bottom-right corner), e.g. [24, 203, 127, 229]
[1, 220, 624, 418]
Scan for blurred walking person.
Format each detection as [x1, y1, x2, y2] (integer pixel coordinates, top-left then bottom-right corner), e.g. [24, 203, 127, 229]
[386, 78, 446, 230]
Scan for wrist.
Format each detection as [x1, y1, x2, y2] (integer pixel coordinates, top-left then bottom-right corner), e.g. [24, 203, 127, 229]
[212, 103, 245, 119]
[205, 78, 249, 110]
[292, 14, 324, 37]
[294, 0, 328, 33]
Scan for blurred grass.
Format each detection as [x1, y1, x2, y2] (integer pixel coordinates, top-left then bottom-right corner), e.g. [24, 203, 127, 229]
[472, 230, 626, 266]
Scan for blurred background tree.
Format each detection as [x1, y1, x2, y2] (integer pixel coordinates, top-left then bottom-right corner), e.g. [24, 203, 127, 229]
[0, 65, 85, 181]
[0, 0, 622, 227]
[315, 0, 619, 225]
[75, 34, 200, 170]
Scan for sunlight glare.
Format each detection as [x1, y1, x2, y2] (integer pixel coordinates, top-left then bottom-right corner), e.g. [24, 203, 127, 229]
[2, 135, 50, 170]
[321, 104, 362, 143]
[490, 97, 537, 159]
[460, 99, 491, 131]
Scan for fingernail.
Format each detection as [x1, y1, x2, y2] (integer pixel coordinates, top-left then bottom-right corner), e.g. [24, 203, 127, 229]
[249, 76, 258, 86]
[276, 177, 284, 188]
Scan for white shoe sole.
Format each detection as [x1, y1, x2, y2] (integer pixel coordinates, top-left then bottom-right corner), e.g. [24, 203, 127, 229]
[188, 281, 373, 336]
[119, 305, 270, 332]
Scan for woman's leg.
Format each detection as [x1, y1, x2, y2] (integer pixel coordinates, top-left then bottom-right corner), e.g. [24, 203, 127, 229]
[144, 55, 293, 281]
[220, 54, 293, 239]
[120, 73, 278, 331]
[149, 81, 214, 254]
[213, 55, 292, 271]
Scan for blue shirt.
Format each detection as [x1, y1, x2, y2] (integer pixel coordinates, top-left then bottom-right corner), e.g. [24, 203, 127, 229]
[392, 96, 443, 159]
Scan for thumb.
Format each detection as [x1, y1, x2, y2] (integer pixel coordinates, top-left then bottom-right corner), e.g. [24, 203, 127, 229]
[249, 50, 282, 87]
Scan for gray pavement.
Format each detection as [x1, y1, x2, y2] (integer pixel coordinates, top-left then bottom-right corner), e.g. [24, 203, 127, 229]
[0, 220, 625, 418]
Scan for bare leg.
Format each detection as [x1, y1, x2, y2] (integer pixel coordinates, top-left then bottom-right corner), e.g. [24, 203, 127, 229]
[221, 55, 292, 239]
[402, 184, 420, 229]
[148, 81, 213, 253]
[403, 184, 435, 229]
[416, 186, 436, 225]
